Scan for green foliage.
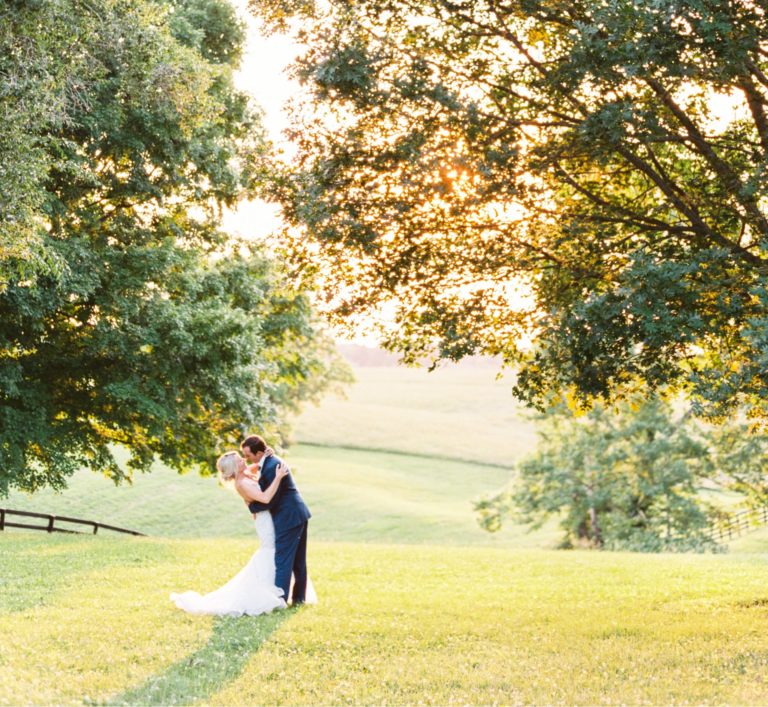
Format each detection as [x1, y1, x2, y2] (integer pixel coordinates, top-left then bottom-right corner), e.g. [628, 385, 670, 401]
[169, 0, 247, 65]
[249, 0, 768, 419]
[0, 1, 71, 283]
[0, 0, 345, 494]
[479, 396, 724, 552]
[708, 420, 768, 509]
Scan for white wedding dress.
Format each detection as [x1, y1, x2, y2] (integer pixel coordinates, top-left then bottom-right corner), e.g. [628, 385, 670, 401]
[170, 512, 315, 617]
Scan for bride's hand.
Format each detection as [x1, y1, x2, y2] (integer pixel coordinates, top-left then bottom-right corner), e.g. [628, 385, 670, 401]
[275, 462, 290, 479]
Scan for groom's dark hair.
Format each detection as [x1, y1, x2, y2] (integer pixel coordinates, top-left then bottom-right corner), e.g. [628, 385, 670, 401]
[241, 434, 267, 455]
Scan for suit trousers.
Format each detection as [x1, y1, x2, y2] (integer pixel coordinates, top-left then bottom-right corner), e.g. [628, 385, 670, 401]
[274, 520, 308, 604]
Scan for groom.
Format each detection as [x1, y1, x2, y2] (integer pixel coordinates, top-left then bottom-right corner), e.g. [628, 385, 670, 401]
[241, 434, 311, 605]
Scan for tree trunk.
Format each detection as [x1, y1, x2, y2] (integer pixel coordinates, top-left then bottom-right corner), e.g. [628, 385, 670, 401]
[589, 505, 603, 547]
[576, 518, 589, 539]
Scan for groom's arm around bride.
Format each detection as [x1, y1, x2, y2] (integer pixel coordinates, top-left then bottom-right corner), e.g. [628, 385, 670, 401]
[241, 435, 312, 605]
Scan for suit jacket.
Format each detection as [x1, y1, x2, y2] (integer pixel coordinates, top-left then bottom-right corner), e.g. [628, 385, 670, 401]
[248, 454, 311, 532]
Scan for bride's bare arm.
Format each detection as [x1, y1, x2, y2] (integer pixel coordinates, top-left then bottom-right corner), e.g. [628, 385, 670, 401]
[236, 464, 289, 504]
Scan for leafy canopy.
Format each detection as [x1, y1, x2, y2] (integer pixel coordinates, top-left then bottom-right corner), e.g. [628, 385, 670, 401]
[477, 396, 725, 553]
[250, 0, 768, 419]
[0, 0, 346, 494]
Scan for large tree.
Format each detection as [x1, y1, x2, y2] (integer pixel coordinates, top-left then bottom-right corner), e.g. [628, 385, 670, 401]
[252, 0, 768, 419]
[0, 0, 345, 495]
[476, 396, 722, 552]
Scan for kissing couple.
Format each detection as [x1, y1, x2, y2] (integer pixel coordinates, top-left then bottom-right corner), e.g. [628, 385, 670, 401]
[171, 434, 316, 616]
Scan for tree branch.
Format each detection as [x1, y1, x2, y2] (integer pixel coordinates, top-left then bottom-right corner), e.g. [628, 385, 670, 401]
[747, 59, 768, 90]
[739, 75, 768, 154]
[645, 77, 768, 239]
[615, 143, 767, 271]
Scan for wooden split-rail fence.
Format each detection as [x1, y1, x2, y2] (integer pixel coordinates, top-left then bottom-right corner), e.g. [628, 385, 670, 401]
[1, 505, 766, 544]
[708, 505, 768, 543]
[0, 508, 145, 537]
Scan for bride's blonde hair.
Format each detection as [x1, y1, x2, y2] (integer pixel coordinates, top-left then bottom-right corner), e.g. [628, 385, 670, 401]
[216, 451, 240, 484]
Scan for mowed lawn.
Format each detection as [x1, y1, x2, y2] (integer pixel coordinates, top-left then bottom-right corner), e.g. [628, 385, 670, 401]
[3, 534, 768, 706]
[5, 361, 768, 705]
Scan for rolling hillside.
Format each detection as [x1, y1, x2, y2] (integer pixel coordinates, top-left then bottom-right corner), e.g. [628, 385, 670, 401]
[5, 356, 768, 706]
[3, 444, 558, 547]
[290, 363, 537, 467]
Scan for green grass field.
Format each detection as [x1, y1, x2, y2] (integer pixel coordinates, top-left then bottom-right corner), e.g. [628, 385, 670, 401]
[4, 534, 768, 706]
[291, 365, 537, 467]
[3, 444, 557, 547]
[5, 361, 768, 705]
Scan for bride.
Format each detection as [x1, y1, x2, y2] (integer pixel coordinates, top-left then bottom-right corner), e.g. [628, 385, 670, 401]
[171, 450, 311, 616]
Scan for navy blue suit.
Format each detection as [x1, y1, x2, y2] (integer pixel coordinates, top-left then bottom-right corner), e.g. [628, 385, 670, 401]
[248, 454, 311, 604]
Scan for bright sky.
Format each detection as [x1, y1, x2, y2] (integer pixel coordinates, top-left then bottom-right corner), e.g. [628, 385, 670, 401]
[220, 0, 297, 239]
[222, 2, 385, 345]
[223, 2, 388, 345]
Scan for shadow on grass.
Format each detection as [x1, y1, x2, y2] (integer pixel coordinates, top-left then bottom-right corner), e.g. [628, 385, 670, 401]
[108, 608, 294, 706]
